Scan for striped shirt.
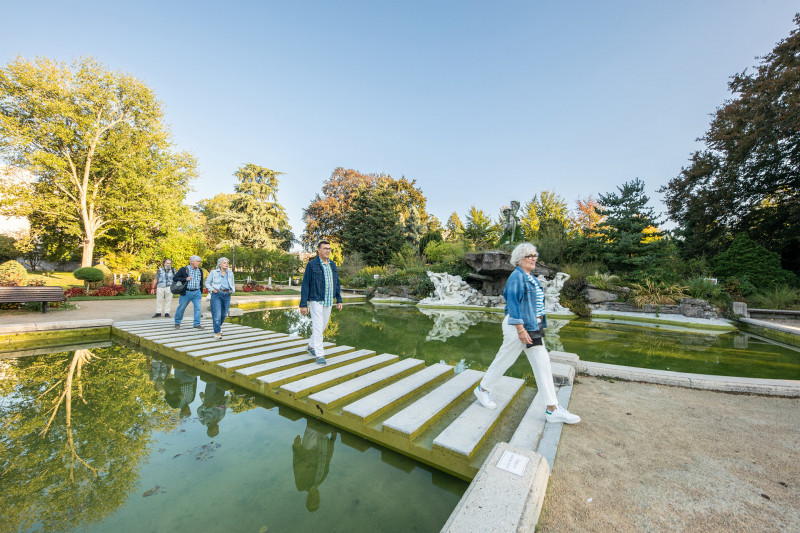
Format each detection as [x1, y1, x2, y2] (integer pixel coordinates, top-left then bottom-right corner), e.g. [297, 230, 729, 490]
[321, 261, 334, 307]
[526, 273, 546, 319]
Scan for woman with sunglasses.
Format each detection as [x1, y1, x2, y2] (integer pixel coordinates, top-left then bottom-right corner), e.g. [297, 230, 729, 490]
[473, 242, 580, 424]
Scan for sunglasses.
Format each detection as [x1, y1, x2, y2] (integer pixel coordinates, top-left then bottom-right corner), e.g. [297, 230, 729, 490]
[524, 254, 538, 260]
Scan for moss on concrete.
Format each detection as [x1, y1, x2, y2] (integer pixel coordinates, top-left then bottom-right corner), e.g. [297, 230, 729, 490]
[0, 327, 111, 351]
[591, 312, 736, 331]
[738, 321, 800, 348]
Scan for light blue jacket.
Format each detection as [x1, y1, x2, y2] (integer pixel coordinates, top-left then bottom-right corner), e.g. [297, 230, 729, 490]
[503, 267, 547, 332]
[205, 268, 236, 293]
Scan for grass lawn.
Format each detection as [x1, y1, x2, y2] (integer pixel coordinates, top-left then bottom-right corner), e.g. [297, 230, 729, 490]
[31, 271, 82, 288]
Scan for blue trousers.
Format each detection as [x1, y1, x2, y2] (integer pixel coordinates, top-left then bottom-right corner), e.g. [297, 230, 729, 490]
[210, 291, 231, 333]
[175, 289, 202, 327]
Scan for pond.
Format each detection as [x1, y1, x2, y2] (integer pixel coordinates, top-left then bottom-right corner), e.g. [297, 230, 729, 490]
[0, 343, 467, 533]
[233, 304, 800, 381]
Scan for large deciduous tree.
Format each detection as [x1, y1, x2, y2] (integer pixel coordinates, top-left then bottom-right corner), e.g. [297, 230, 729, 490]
[661, 14, 800, 273]
[0, 56, 196, 267]
[342, 185, 404, 266]
[215, 164, 293, 251]
[463, 206, 498, 249]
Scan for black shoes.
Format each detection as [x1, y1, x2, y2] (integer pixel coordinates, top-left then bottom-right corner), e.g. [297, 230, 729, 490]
[152, 313, 161, 318]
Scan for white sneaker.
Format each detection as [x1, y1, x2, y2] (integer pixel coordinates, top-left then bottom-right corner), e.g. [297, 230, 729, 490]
[474, 386, 497, 409]
[545, 405, 581, 424]
[213, 333, 222, 340]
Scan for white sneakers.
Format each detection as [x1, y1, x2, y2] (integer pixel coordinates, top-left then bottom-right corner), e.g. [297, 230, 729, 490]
[545, 405, 581, 424]
[474, 386, 497, 409]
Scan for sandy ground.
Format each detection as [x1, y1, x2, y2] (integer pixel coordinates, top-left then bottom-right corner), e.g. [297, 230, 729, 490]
[537, 377, 800, 532]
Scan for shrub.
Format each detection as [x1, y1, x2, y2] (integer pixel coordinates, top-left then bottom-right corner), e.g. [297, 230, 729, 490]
[0, 260, 28, 286]
[560, 276, 591, 317]
[749, 286, 800, 310]
[559, 262, 605, 280]
[391, 244, 426, 270]
[428, 258, 473, 280]
[712, 233, 796, 290]
[94, 263, 114, 286]
[356, 266, 388, 279]
[686, 277, 722, 300]
[586, 271, 620, 290]
[348, 275, 367, 288]
[73, 267, 105, 284]
[631, 279, 688, 307]
[724, 276, 758, 298]
[91, 284, 126, 297]
[25, 275, 48, 287]
[64, 287, 86, 298]
[140, 270, 156, 284]
[340, 252, 367, 278]
[424, 240, 466, 264]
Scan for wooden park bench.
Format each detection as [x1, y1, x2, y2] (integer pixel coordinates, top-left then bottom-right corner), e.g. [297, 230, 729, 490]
[0, 286, 66, 313]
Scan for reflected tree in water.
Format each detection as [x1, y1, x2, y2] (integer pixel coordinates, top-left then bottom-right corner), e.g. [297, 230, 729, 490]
[0, 346, 178, 532]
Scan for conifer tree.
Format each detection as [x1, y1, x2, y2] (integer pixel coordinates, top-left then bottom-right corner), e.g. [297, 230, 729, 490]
[342, 186, 404, 266]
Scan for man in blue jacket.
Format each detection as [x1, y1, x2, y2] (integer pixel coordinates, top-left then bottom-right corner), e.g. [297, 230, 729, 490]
[300, 240, 342, 365]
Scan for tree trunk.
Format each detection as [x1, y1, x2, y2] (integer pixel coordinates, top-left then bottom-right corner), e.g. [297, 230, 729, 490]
[81, 238, 95, 267]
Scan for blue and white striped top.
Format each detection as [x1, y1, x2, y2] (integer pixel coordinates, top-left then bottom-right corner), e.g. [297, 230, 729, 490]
[526, 273, 546, 319]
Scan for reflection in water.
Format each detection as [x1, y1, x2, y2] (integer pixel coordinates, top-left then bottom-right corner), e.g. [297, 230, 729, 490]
[197, 382, 228, 437]
[293, 418, 337, 511]
[1, 345, 468, 533]
[419, 309, 487, 342]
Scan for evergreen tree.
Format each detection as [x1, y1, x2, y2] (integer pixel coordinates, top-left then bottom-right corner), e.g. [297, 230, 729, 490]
[595, 178, 664, 273]
[342, 186, 404, 266]
[403, 206, 425, 247]
[463, 206, 497, 249]
[444, 212, 464, 241]
[217, 164, 293, 251]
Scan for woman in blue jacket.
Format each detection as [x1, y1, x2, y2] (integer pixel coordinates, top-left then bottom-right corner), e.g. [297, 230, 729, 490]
[473, 242, 580, 424]
[205, 257, 236, 340]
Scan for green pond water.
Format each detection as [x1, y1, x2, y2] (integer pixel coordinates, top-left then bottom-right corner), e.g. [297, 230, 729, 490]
[233, 304, 800, 381]
[0, 343, 466, 533]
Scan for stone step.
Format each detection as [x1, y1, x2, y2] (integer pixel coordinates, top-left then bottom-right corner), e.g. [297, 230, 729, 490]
[508, 389, 548, 451]
[166, 331, 283, 350]
[113, 319, 166, 327]
[225, 344, 343, 375]
[257, 350, 376, 389]
[140, 324, 246, 341]
[162, 329, 274, 348]
[279, 353, 399, 401]
[186, 335, 303, 358]
[308, 358, 425, 412]
[341, 363, 454, 424]
[381, 369, 484, 441]
[432, 376, 524, 460]
[201, 338, 309, 363]
[551, 362, 575, 386]
[117, 320, 217, 332]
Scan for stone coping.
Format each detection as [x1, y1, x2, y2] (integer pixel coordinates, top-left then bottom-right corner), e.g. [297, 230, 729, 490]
[740, 317, 800, 336]
[0, 319, 113, 335]
[591, 310, 736, 330]
[415, 303, 576, 319]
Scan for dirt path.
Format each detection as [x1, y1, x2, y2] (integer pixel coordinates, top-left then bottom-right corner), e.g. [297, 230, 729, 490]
[537, 377, 800, 532]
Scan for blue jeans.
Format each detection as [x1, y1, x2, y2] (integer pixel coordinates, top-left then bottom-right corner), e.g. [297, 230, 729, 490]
[175, 289, 202, 327]
[210, 291, 231, 333]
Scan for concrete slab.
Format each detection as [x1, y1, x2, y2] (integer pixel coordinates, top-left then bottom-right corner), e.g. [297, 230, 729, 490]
[308, 358, 425, 410]
[165, 331, 279, 349]
[508, 390, 547, 450]
[551, 362, 575, 386]
[380, 369, 484, 440]
[537, 385, 573, 471]
[257, 349, 376, 388]
[186, 335, 302, 358]
[225, 343, 342, 374]
[432, 376, 524, 459]
[279, 353, 399, 400]
[0, 319, 112, 335]
[201, 338, 308, 363]
[440, 443, 549, 533]
[549, 350, 579, 370]
[342, 363, 454, 424]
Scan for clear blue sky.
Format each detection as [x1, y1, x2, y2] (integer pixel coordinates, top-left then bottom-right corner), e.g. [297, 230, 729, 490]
[2, 1, 797, 240]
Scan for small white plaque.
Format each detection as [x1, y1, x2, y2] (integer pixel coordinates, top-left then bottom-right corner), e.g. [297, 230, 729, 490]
[496, 450, 529, 476]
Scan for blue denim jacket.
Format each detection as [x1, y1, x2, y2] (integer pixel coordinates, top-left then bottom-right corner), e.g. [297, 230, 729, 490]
[300, 257, 341, 307]
[504, 267, 548, 332]
[205, 268, 236, 293]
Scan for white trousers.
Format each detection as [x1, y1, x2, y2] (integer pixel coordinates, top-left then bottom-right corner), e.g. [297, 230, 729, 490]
[308, 301, 332, 357]
[155, 287, 173, 314]
[480, 316, 558, 406]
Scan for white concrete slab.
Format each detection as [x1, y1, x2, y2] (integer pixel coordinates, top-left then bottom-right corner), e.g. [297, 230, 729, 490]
[279, 353, 399, 400]
[223, 343, 342, 373]
[537, 385, 573, 471]
[550, 362, 575, 386]
[168, 331, 282, 350]
[257, 350, 376, 388]
[441, 443, 549, 533]
[508, 390, 547, 450]
[308, 358, 425, 409]
[342, 363, 454, 424]
[201, 338, 308, 363]
[186, 335, 302, 358]
[432, 376, 524, 459]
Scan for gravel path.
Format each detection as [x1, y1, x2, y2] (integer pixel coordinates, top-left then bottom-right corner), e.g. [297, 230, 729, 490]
[537, 377, 800, 532]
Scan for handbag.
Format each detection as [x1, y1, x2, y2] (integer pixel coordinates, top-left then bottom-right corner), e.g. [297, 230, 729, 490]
[170, 279, 186, 295]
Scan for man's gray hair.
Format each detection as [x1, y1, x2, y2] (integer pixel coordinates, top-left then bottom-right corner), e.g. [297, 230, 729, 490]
[189, 255, 201, 263]
[216, 257, 229, 267]
[510, 242, 538, 267]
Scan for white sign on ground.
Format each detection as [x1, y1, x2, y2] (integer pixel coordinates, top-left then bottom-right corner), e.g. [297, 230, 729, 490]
[496, 450, 529, 477]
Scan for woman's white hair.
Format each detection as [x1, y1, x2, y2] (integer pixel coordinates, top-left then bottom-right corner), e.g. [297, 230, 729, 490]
[510, 242, 538, 267]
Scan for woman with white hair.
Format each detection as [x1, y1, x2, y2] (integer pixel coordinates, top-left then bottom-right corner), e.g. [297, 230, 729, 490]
[474, 242, 580, 424]
[205, 257, 236, 340]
